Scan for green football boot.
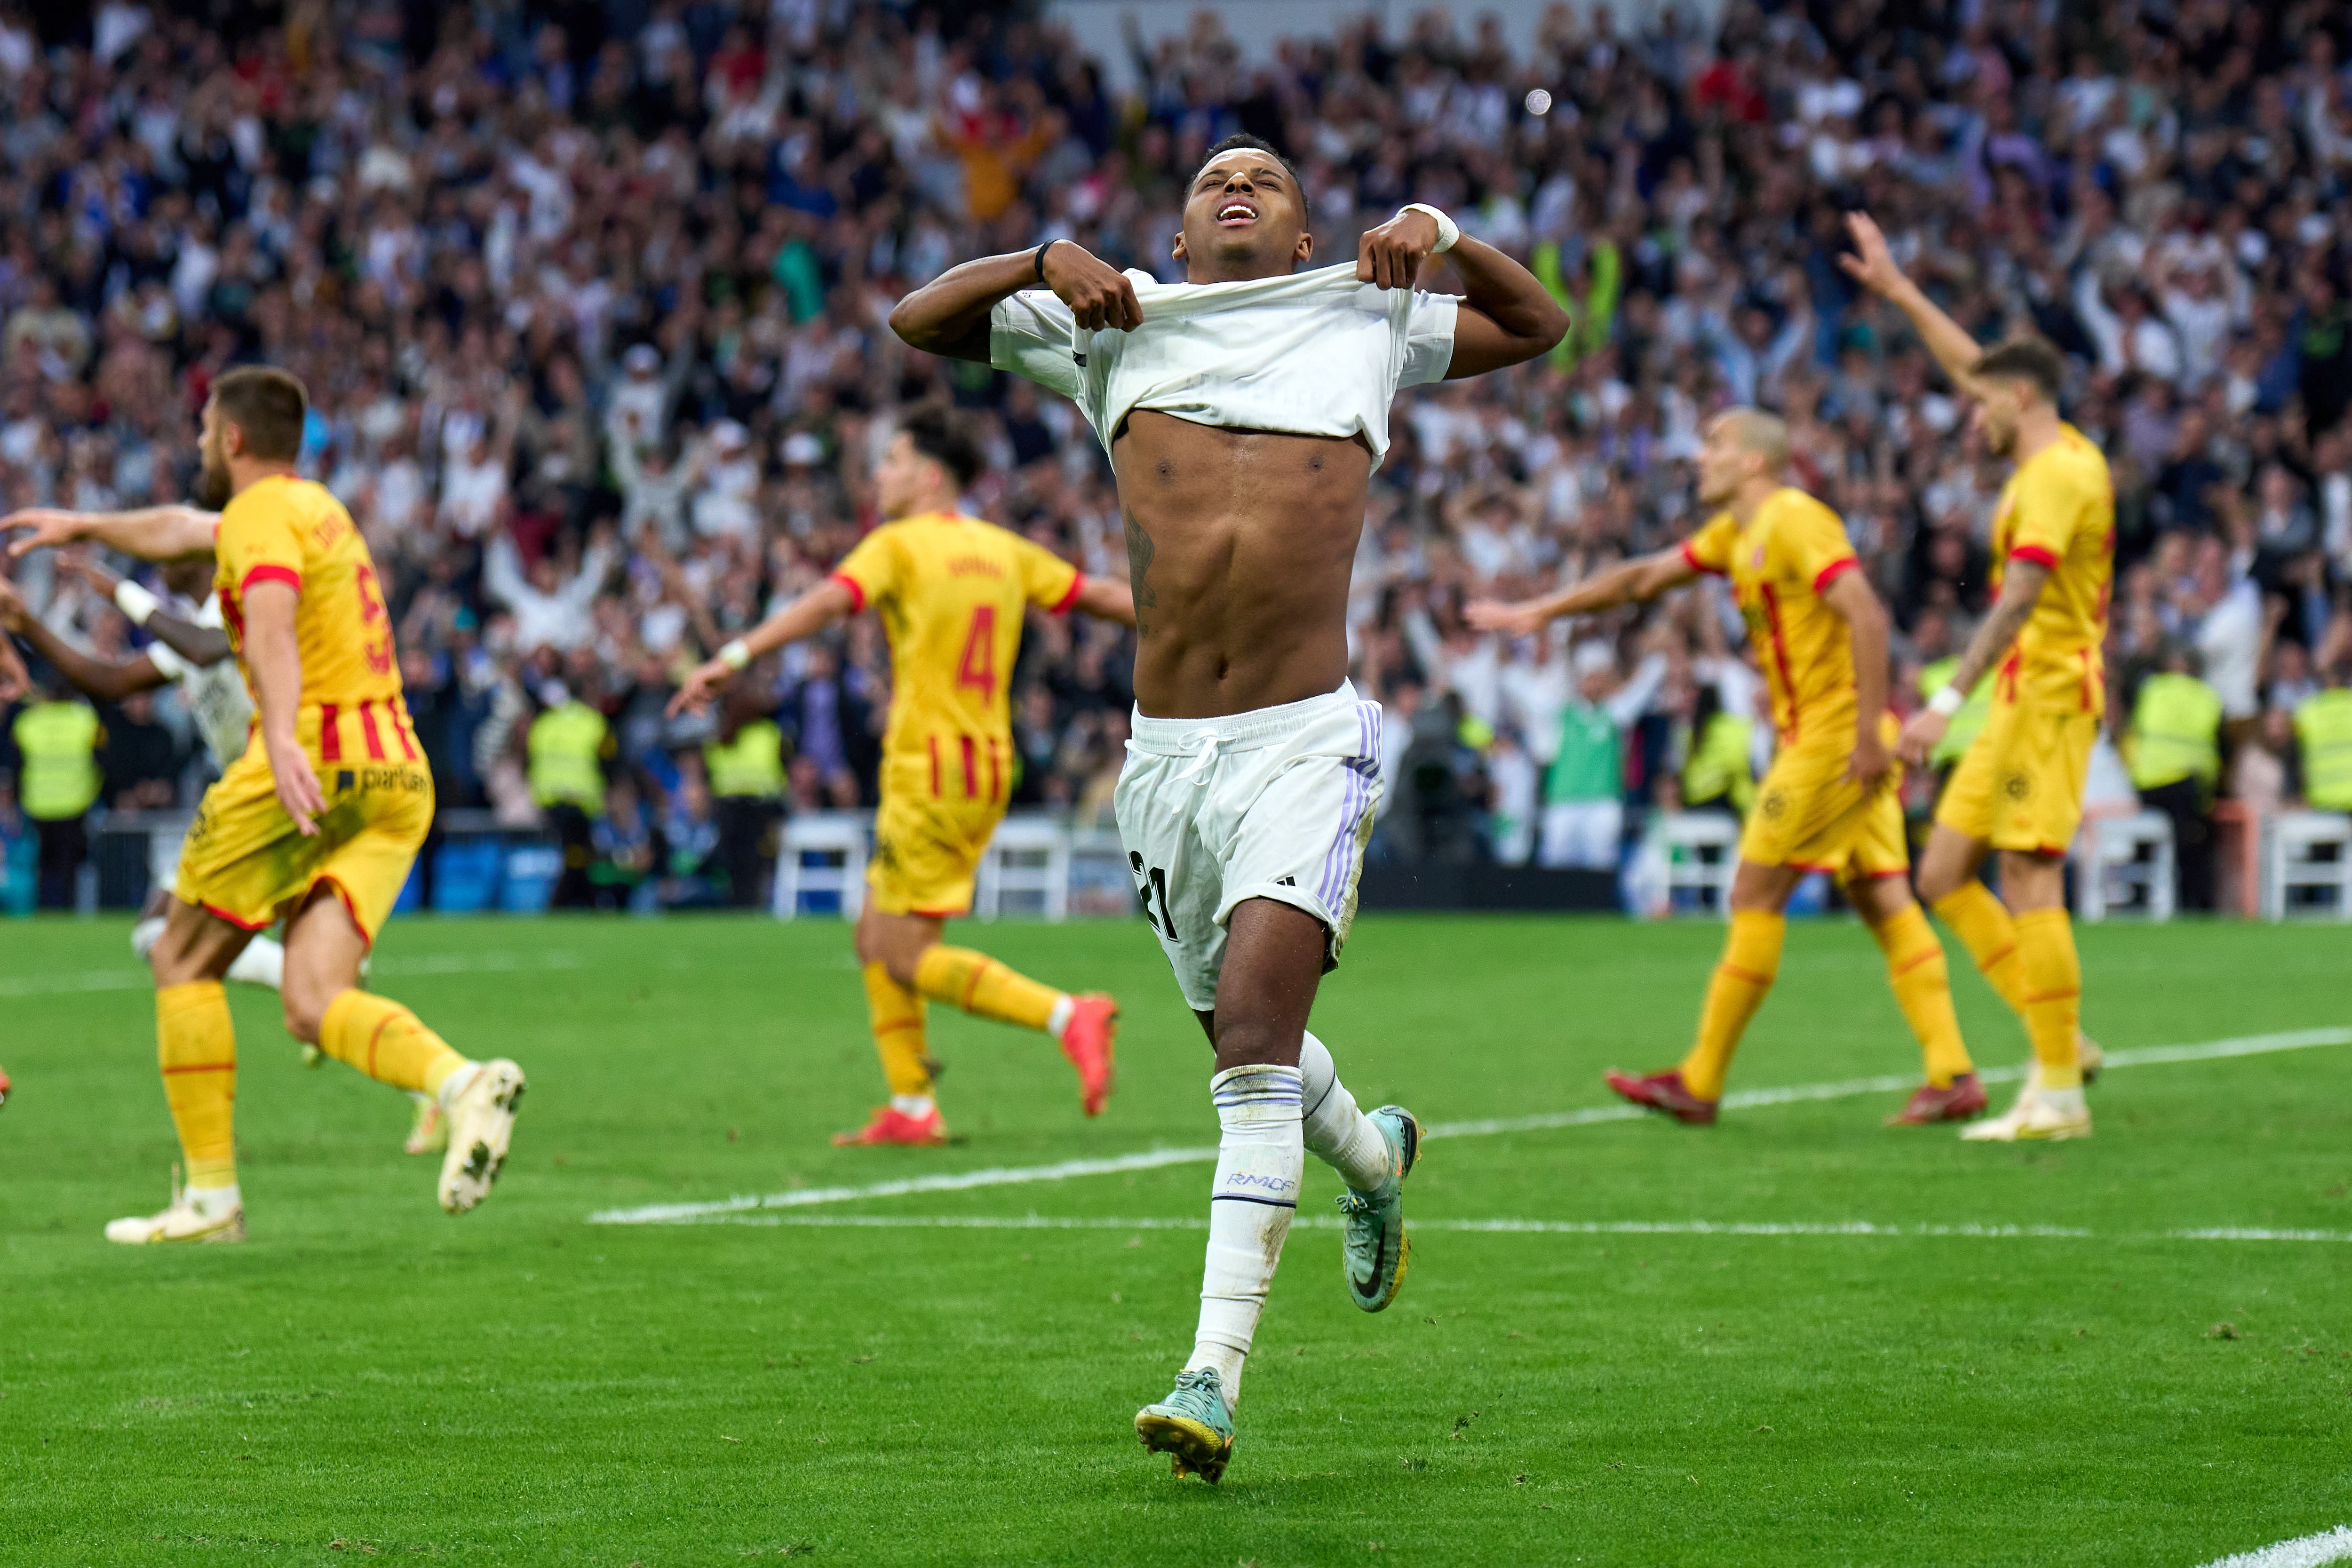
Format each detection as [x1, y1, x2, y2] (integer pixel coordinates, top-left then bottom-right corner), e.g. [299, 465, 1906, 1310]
[1337, 1105, 1421, 1313]
[1135, 1367, 1236, 1483]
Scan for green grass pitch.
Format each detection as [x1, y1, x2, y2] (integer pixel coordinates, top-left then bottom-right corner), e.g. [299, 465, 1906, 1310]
[3, 910, 2350, 1566]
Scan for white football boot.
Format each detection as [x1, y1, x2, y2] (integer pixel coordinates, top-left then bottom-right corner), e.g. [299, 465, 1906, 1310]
[105, 1169, 246, 1244]
[1961, 1082, 2091, 1142]
[404, 1091, 448, 1156]
[438, 1059, 526, 1213]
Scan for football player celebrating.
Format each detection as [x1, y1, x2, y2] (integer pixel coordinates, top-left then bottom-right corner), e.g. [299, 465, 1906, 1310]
[6, 367, 524, 1241]
[671, 406, 1131, 1145]
[1470, 409, 1985, 1127]
[1842, 211, 2113, 1142]
[891, 134, 1566, 1481]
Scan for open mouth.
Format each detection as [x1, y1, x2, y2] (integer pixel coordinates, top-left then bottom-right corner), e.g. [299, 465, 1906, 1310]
[1216, 199, 1258, 227]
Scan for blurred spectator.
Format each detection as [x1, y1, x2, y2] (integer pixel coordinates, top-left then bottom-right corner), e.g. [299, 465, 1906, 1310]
[100, 692, 178, 809]
[1539, 644, 1665, 871]
[526, 682, 612, 909]
[2125, 647, 2225, 912]
[10, 676, 102, 908]
[704, 677, 787, 909]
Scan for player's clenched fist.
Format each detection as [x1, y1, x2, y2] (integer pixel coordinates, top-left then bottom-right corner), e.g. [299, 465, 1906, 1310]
[1358, 209, 1439, 291]
[1041, 240, 1143, 332]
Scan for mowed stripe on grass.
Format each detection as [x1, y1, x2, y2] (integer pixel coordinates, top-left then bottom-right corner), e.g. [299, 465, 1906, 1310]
[588, 1025, 2352, 1226]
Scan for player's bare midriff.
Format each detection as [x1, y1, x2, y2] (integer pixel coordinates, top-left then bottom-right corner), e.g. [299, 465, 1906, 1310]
[1112, 411, 1368, 720]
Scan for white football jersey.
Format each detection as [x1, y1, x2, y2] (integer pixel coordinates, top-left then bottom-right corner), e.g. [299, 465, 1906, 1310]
[146, 595, 254, 769]
[989, 263, 1458, 469]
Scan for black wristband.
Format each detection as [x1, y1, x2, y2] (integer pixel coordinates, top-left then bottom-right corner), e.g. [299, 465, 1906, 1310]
[1034, 239, 1058, 281]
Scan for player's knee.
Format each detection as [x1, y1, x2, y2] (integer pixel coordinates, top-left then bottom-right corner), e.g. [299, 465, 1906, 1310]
[1210, 1017, 1302, 1072]
[279, 980, 332, 1045]
[1914, 860, 1963, 905]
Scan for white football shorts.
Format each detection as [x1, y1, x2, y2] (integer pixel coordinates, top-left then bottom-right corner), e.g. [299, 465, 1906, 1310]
[1115, 681, 1385, 1012]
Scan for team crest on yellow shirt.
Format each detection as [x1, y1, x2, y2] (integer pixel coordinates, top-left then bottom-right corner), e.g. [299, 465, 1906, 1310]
[2002, 772, 2032, 802]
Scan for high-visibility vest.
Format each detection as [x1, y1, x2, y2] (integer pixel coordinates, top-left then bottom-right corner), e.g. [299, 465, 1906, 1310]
[2127, 672, 2223, 792]
[1919, 657, 1995, 766]
[2294, 688, 2352, 810]
[12, 700, 102, 820]
[528, 702, 608, 813]
[705, 720, 785, 800]
[1682, 712, 1756, 815]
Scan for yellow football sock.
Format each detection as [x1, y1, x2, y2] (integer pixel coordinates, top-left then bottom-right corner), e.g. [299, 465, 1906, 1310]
[914, 945, 1064, 1033]
[158, 981, 238, 1188]
[1677, 911, 1785, 1102]
[318, 989, 470, 1097]
[1931, 882, 2030, 1020]
[2013, 908, 2083, 1090]
[863, 962, 932, 1096]
[1869, 903, 1973, 1088]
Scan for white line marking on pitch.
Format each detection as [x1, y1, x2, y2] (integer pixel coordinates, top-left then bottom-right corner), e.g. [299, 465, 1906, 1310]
[586, 1027, 2352, 1226]
[2195, 1526, 2352, 1568]
[608, 1211, 2352, 1246]
[0, 949, 581, 998]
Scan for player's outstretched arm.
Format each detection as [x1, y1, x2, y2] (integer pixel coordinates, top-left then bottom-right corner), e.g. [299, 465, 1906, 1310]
[1838, 212, 1994, 403]
[667, 577, 859, 719]
[240, 580, 326, 836]
[1, 503, 218, 563]
[54, 554, 234, 669]
[889, 242, 1142, 363]
[1071, 574, 1138, 628]
[0, 573, 168, 704]
[1464, 547, 1698, 637]
[1897, 558, 2051, 765]
[1821, 569, 1893, 787]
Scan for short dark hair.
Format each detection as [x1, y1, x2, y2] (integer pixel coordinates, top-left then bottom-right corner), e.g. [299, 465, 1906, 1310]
[898, 404, 984, 490]
[1193, 133, 1305, 196]
[211, 366, 308, 460]
[1974, 338, 2066, 406]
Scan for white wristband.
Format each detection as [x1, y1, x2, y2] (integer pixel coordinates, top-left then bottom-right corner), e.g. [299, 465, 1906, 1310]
[114, 581, 160, 626]
[1928, 685, 1966, 718]
[717, 637, 752, 671]
[1401, 203, 1458, 253]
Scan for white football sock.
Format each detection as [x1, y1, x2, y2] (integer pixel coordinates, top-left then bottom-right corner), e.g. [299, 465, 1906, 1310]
[890, 1093, 936, 1118]
[1299, 1031, 1395, 1192]
[1184, 1063, 1303, 1410]
[1046, 995, 1075, 1038]
[130, 916, 165, 964]
[226, 936, 286, 991]
[2038, 1085, 2087, 1116]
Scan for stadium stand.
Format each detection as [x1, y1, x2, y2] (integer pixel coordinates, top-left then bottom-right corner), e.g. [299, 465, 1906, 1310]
[0, 0, 2347, 914]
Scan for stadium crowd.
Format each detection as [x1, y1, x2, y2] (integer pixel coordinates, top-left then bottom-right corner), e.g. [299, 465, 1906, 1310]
[2, 0, 2351, 913]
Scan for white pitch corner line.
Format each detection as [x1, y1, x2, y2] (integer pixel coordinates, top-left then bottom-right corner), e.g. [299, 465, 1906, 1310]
[2195, 1525, 2352, 1568]
[587, 1026, 2352, 1227]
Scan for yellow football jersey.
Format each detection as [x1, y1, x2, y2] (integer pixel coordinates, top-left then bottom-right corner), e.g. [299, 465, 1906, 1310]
[1990, 422, 2114, 715]
[1682, 486, 1863, 749]
[831, 510, 1082, 803]
[212, 474, 413, 762]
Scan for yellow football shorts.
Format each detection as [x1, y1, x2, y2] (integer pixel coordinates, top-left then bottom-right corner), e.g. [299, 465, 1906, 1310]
[866, 755, 1007, 918]
[1935, 696, 2094, 856]
[1738, 715, 1910, 881]
[175, 736, 433, 947]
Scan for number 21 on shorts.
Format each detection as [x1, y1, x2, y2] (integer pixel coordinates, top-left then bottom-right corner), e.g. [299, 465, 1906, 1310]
[1129, 851, 1177, 941]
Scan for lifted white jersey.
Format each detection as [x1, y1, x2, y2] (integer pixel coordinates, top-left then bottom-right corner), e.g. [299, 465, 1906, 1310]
[147, 595, 254, 769]
[990, 263, 1458, 469]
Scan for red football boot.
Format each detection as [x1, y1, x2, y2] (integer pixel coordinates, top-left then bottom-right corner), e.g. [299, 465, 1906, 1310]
[1058, 993, 1119, 1116]
[832, 1105, 950, 1147]
[0, 1063, 11, 1109]
[1603, 1067, 1719, 1125]
[1885, 1072, 1988, 1125]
